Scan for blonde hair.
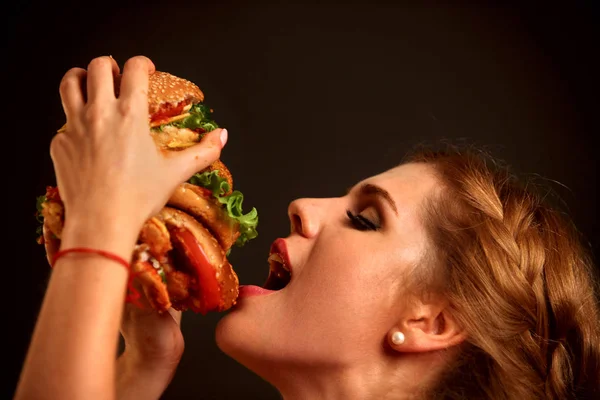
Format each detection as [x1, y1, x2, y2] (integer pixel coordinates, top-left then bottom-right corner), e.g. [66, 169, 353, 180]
[406, 145, 600, 399]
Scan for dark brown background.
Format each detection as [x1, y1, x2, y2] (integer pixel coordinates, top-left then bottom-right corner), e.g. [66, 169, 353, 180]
[4, 1, 598, 399]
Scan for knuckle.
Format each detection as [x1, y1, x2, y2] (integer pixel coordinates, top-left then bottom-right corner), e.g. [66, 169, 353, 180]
[199, 148, 222, 166]
[210, 133, 224, 151]
[83, 103, 107, 125]
[116, 97, 146, 119]
[211, 146, 223, 159]
[202, 132, 221, 148]
[50, 134, 65, 157]
[199, 143, 221, 160]
[116, 100, 133, 116]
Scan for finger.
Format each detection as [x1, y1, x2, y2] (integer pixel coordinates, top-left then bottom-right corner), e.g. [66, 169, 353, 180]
[167, 128, 227, 181]
[86, 55, 120, 103]
[59, 67, 87, 120]
[119, 55, 156, 108]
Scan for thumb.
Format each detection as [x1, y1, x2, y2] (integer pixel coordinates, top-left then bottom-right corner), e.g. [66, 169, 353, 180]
[168, 128, 227, 181]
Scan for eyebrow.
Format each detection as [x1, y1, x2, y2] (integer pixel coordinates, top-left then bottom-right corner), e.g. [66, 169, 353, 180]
[349, 183, 398, 215]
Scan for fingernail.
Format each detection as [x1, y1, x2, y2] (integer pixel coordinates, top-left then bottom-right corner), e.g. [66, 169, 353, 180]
[220, 129, 228, 147]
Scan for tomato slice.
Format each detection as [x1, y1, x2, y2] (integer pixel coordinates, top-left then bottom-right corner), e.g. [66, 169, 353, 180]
[150, 101, 188, 124]
[45, 186, 61, 202]
[170, 227, 221, 314]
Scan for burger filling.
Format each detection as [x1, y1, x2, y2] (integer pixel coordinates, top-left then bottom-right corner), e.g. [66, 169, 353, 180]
[150, 101, 191, 126]
[34, 119, 259, 313]
[169, 104, 219, 133]
[169, 226, 221, 314]
[151, 103, 219, 149]
[35, 186, 63, 242]
[187, 169, 259, 251]
[150, 101, 219, 150]
[136, 244, 167, 283]
[35, 166, 258, 254]
[264, 253, 291, 290]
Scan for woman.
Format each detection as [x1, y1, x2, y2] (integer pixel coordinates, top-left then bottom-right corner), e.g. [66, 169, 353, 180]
[15, 55, 600, 399]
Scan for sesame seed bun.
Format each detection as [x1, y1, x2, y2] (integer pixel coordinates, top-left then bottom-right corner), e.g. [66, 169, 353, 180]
[147, 71, 205, 115]
[57, 71, 207, 136]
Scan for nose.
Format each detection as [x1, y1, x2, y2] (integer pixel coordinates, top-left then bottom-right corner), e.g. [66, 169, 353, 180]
[287, 198, 323, 238]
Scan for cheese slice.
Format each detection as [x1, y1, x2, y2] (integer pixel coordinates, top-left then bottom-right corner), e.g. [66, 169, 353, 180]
[149, 112, 190, 128]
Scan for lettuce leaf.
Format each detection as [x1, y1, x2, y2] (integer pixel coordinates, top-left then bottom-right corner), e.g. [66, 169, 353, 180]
[172, 104, 219, 132]
[35, 195, 47, 236]
[188, 170, 258, 248]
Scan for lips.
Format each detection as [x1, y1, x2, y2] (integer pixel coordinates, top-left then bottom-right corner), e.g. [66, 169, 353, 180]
[270, 239, 292, 272]
[263, 238, 292, 291]
[237, 239, 293, 300]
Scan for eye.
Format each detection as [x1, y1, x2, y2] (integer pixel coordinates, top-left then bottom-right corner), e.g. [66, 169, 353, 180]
[346, 210, 380, 231]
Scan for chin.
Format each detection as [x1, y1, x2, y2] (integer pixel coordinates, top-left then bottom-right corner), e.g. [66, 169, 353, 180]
[215, 303, 264, 357]
[218, 302, 304, 379]
[215, 311, 273, 379]
[215, 311, 240, 356]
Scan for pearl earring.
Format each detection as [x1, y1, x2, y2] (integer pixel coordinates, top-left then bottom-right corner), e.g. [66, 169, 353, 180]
[391, 331, 405, 345]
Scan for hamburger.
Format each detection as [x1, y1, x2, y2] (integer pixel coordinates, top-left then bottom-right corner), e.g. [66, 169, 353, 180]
[36, 71, 258, 315]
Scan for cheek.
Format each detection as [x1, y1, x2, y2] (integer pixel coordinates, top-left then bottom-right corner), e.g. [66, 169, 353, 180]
[292, 243, 400, 330]
[215, 238, 411, 365]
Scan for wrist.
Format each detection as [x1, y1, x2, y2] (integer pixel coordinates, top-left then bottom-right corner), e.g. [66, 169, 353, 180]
[60, 213, 141, 261]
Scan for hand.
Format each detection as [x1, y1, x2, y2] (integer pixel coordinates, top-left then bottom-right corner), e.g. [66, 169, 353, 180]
[116, 295, 184, 400]
[50, 55, 227, 253]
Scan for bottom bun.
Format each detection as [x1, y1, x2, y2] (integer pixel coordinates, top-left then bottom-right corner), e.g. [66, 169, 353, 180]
[154, 206, 239, 314]
[41, 206, 240, 315]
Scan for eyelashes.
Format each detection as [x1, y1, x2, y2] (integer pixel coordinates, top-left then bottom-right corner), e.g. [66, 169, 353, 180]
[346, 210, 379, 231]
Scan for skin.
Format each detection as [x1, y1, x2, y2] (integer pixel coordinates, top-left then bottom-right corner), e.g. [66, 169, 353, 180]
[15, 55, 466, 400]
[216, 163, 467, 399]
[14, 55, 226, 400]
[116, 298, 184, 400]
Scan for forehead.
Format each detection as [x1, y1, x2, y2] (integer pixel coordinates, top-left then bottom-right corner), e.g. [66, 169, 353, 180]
[361, 163, 439, 208]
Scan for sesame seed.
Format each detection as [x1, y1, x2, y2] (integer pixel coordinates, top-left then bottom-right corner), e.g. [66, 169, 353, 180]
[147, 71, 205, 115]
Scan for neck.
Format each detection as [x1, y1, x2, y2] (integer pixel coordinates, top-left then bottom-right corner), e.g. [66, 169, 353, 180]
[263, 351, 446, 400]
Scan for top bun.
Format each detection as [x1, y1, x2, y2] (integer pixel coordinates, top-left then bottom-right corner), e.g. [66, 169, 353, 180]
[57, 71, 206, 134]
[147, 71, 205, 115]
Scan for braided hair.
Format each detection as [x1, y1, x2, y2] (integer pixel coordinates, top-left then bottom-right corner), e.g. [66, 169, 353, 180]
[406, 146, 600, 399]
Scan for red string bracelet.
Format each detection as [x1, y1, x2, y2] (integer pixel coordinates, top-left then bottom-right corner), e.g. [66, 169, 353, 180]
[51, 247, 142, 307]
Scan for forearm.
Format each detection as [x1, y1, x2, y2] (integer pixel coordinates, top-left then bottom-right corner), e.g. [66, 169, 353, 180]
[15, 222, 139, 400]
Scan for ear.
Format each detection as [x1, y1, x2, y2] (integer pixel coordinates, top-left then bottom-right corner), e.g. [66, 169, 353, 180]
[387, 301, 467, 353]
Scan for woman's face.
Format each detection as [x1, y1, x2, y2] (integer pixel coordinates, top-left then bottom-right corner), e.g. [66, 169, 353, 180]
[216, 163, 439, 373]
